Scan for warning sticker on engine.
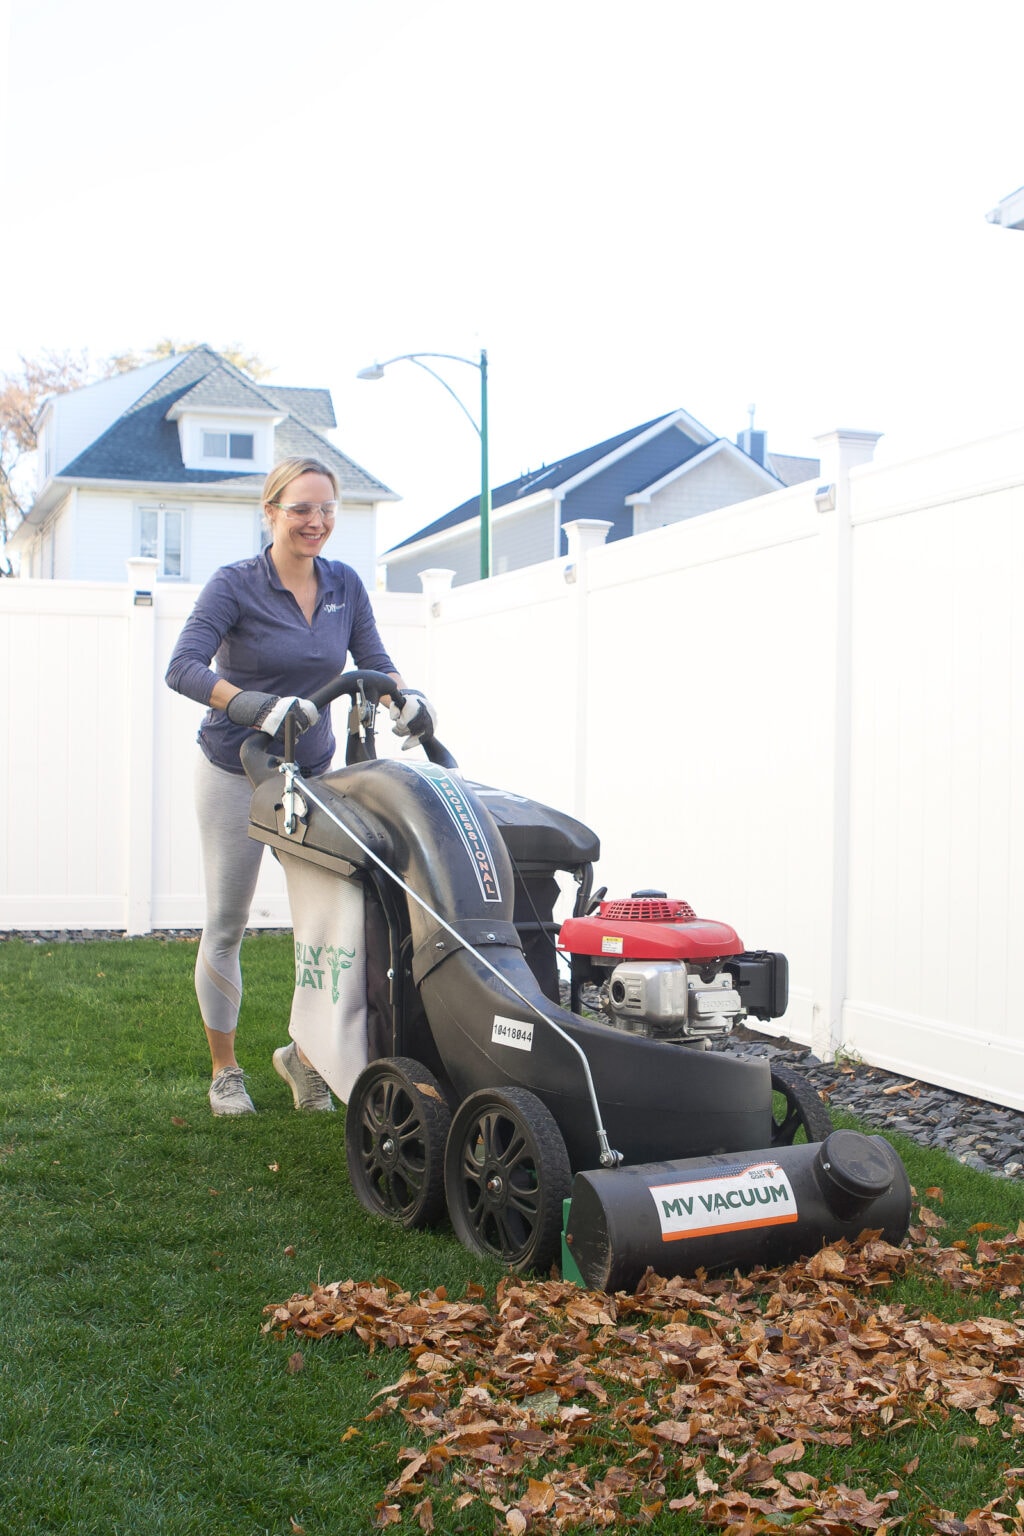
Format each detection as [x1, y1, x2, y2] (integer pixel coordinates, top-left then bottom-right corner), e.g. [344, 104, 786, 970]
[600, 935, 624, 955]
[491, 1015, 534, 1052]
[651, 1160, 798, 1241]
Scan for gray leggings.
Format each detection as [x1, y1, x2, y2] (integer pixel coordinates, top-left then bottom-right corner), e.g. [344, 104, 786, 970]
[194, 752, 265, 1035]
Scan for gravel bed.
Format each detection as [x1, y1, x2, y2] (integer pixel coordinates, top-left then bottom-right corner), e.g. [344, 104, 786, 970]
[4, 929, 1022, 1181]
[722, 1027, 1024, 1181]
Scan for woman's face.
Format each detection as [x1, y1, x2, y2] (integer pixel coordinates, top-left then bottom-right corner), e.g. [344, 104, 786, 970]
[266, 471, 337, 560]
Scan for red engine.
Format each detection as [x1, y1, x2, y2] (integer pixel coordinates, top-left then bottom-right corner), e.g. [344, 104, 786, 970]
[558, 893, 750, 1043]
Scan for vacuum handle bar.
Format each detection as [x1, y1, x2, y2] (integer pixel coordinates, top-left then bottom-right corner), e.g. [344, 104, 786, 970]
[308, 667, 402, 713]
[282, 669, 457, 769]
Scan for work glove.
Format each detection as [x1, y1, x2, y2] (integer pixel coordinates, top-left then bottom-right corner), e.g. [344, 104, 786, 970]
[389, 688, 437, 751]
[226, 691, 319, 736]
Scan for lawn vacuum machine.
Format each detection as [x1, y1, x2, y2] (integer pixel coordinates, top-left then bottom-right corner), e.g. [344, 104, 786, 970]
[241, 671, 911, 1291]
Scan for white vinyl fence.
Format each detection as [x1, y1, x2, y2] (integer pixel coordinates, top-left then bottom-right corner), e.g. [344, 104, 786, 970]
[2, 425, 1023, 1111]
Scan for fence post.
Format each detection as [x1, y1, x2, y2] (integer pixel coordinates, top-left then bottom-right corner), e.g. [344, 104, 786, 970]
[417, 568, 456, 705]
[125, 558, 159, 935]
[810, 432, 881, 1061]
[562, 519, 612, 821]
[417, 567, 456, 619]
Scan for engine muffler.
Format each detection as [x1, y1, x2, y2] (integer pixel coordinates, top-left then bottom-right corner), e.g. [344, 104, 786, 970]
[563, 1128, 911, 1293]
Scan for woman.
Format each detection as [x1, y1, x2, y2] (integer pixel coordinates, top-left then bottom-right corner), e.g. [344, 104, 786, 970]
[165, 456, 435, 1116]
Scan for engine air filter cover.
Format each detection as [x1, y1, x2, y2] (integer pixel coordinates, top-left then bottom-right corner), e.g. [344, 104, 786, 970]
[601, 896, 697, 922]
[559, 895, 743, 961]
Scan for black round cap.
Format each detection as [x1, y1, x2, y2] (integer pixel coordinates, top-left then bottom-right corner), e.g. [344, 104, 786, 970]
[815, 1130, 894, 1200]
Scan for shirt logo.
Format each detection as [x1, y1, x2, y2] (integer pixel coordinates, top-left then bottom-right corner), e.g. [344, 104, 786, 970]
[324, 602, 344, 614]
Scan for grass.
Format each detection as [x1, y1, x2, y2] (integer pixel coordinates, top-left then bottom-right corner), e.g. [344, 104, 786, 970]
[1, 933, 1022, 1535]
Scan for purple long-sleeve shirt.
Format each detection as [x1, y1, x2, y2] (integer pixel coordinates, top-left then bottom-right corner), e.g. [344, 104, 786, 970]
[165, 547, 396, 774]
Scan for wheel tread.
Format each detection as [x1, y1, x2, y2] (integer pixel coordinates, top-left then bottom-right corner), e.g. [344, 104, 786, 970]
[345, 1056, 452, 1228]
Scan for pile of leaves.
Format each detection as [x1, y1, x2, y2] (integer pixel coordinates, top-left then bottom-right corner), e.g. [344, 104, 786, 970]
[264, 1201, 1024, 1534]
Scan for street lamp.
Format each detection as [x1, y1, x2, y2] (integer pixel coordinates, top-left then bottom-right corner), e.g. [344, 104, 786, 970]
[357, 349, 491, 579]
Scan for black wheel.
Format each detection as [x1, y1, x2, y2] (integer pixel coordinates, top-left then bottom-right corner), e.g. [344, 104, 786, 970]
[345, 1057, 451, 1228]
[769, 1063, 833, 1146]
[444, 1087, 571, 1273]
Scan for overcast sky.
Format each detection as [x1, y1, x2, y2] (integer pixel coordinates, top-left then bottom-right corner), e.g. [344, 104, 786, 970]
[2, 0, 1022, 550]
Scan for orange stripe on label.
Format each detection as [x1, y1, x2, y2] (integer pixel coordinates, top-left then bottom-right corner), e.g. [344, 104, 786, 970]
[661, 1211, 800, 1241]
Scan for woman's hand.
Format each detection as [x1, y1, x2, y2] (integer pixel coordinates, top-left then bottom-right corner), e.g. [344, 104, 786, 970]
[226, 691, 319, 735]
[389, 689, 437, 750]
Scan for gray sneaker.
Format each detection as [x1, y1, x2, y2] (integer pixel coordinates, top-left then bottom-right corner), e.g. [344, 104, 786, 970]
[209, 1066, 255, 1116]
[273, 1042, 334, 1112]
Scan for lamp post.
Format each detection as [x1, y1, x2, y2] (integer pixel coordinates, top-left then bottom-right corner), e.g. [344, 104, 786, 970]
[357, 349, 491, 580]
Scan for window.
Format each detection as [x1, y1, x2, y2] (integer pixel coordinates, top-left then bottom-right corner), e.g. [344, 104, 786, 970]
[138, 505, 186, 578]
[201, 430, 254, 461]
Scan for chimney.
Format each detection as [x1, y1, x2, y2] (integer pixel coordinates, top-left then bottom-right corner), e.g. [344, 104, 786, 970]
[737, 403, 766, 466]
[737, 426, 767, 466]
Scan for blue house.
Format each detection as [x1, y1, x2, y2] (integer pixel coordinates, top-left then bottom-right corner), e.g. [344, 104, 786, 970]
[380, 407, 818, 590]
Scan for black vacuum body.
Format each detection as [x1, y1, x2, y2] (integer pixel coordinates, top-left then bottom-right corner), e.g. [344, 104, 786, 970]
[240, 671, 913, 1283]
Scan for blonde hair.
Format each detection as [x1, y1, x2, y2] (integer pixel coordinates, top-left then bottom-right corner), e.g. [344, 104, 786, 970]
[263, 457, 340, 510]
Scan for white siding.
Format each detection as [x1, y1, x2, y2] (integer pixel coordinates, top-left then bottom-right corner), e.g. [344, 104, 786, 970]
[335, 502, 378, 589]
[52, 497, 74, 577]
[383, 501, 558, 589]
[385, 527, 481, 592]
[68, 490, 136, 580]
[494, 500, 557, 573]
[194, 501, 264, 576]
[42, 357, 179, 485]
[22, 490, 379, 588]
[55, 490, 265, 584]
[634, 455, 770, 534]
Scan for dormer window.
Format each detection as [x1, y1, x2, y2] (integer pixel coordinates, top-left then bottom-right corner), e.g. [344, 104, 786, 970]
[166, 381, 281, 472]
[201, 430, 255, 461]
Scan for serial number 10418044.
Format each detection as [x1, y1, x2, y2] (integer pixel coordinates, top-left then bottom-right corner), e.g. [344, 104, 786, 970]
[491, 1016, 535, 1052]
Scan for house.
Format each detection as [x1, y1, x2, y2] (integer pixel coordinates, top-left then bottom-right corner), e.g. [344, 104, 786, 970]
[380, 408, 819, 591]
[986, 184, 1024, 230]
[11, 346, 397, 588]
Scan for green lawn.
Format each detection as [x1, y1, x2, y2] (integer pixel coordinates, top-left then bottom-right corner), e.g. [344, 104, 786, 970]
[1, 934, 1022, 1535]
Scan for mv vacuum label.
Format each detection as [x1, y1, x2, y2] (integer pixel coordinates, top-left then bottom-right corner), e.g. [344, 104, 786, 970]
[651, 1160, 798, 1241]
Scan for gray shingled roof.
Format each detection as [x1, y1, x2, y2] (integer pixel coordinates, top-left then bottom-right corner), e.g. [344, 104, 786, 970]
[261, 386, 336, 430]
[767, 452, 820, 487]
[165, 367, 273, 416]
[57, 345, 392, 498]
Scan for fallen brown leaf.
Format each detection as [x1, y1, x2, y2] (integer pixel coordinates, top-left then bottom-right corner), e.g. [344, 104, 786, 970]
[263, 1221, 1024, 1535]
